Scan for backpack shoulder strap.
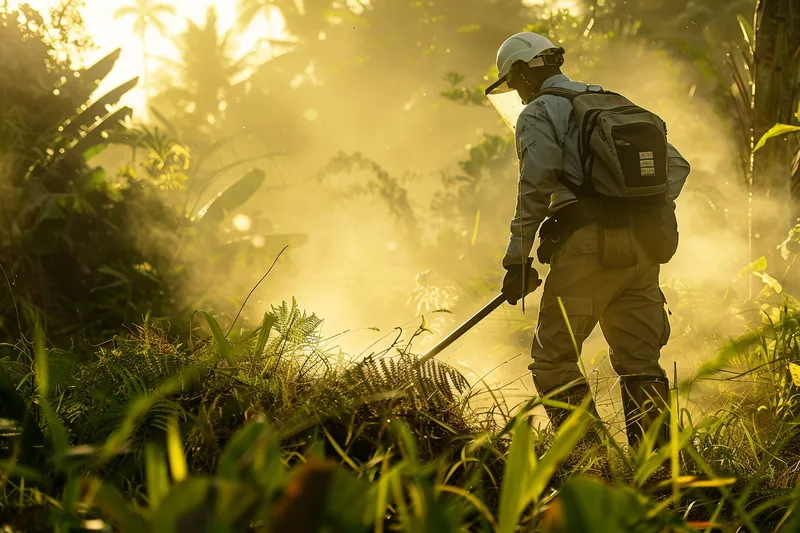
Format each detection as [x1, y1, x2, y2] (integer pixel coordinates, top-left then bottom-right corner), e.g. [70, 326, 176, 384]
[532, 85, 606, 102]
[531, 87, 601, 198]
[532, 88, 583, 101]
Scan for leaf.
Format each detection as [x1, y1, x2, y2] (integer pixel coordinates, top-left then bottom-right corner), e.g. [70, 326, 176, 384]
[36, 396, 68, 463]
[0, 367, 45, 462]
[152, 478, 211, 533]
[497, 416, 534, 533]
[789, 363, 800, 387]
[471, 209, 481, 247]
[74, 48, 122, 93]
[528, 395, 592, 504]
[196, 168, 266, 227]
[69, 106, 133, 157]
[34, 323, 48, 397]
[322, 468, 374, 532]
[98, 373, 191, 462]
[60, 77, 139, 140]
[88, 479, 148, 533]
[737, 256, 768, 278]
[83, 143, 109, 161]
[166, 416, 187, 483]
[218, 421, 284, 494]
[542, 478, 663, 533]
[752, 271, 783, 294]
[272, 460, 372, 533]
[146, 443, 170, 512]
[201, 311, 235, 364]
[737, 14, 754, 47]
[389, 419, 419, 465]
[753, 124, 800, 153]
[254, 312, 277, 358]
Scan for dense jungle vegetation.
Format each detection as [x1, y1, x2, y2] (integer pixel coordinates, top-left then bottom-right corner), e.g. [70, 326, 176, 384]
[0, 0, 799, 531]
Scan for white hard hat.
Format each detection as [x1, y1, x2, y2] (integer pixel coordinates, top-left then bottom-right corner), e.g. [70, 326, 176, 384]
[496, 32, 560, 80]
[485, 32, 565, 132]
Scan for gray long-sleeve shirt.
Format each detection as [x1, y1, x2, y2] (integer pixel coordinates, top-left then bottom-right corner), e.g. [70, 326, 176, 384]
[503, 74, 692, 267]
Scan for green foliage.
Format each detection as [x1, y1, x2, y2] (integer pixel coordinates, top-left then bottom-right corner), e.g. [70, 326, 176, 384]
[0, 5, 182, 347]
[3, 0, 800, 530]
[753, 124, 800, 153]
[1, 326, 798, 531]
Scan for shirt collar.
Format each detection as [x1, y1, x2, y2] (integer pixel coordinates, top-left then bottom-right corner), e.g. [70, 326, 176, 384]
[540, 73, 571, 91]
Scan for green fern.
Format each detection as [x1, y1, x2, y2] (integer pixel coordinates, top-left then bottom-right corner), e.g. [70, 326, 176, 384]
[263, 298, 323, 355]
[343, 355, 471, 406]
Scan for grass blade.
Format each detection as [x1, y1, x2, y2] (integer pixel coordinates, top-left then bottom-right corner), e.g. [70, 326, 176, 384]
[146, 443, 169, 512]
[34, 324, 48, 397]
[528, 395, 591, 504]
[497, 414, 534, 533]
[166, 416, 187, 483]
[201, 311, 235, 364]
[255, 312, 277, 358]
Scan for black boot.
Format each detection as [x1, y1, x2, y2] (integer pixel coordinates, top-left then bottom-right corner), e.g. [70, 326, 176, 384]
[620, 374, 671, 449]
[539, 381, 609, 479]
[542, 381, 598, 432]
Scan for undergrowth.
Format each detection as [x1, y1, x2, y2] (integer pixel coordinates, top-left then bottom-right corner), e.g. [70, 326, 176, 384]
[0, 298, 798, 532]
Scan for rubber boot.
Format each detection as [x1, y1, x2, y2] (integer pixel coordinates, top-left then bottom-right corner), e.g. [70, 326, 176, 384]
[620, 374, 671, 449]
[539, 380, 608, 479]
[542, 381, 598, 432]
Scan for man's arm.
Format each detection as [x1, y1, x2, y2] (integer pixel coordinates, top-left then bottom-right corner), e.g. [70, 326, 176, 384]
[503, 102, 563, 267]
[666, 143, 691, 203]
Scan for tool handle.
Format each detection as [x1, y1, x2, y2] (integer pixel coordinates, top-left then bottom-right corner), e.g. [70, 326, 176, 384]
[416, 294, 507, 366]
[415, 262, 543, 366]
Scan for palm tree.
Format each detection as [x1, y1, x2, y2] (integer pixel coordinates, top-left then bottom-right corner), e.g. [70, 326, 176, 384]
[157, 6, 252, 129]
[750, 0, 800, 259]
[113, 0, 176, 119]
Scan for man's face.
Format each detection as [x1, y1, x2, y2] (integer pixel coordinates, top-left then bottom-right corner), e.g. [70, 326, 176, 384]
[507, 61, 538, 104]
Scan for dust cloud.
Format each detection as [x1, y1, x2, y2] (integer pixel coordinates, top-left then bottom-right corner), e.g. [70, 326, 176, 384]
[130, 15, 762, 430]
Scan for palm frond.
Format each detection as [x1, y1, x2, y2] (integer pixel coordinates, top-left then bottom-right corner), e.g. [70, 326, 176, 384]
[112, 6, 139, 19]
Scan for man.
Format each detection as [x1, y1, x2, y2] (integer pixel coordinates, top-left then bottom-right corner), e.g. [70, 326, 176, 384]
[486, 32, 691, 447]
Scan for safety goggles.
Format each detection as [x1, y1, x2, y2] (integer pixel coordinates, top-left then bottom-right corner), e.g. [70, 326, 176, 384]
[484, 49, 564, 132]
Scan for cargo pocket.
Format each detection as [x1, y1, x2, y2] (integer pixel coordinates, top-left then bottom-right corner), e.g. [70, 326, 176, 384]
[597, 221, 638, 268]
[551, 224, 597, 268]
[539, 294, 595, 346]
[659, 289, 671, 347]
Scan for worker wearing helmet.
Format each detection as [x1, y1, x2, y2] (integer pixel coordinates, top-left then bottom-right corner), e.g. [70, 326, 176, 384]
[488, 32, 691, 447]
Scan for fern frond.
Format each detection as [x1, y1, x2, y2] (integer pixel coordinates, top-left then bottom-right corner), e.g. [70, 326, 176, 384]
[342, 355, 471, 407]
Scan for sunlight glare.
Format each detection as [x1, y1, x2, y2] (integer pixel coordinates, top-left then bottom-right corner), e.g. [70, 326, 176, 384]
[6, 0, 287, 117]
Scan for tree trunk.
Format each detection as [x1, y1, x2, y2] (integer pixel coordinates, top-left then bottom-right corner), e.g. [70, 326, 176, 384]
[750, 0, 800, 262]
[140, 26, 150, 123]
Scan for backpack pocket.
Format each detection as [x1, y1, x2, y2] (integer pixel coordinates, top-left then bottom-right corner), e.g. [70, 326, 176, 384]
[596, 110, 668, 197]
[597, 213, 638, 268]
[609, 119, 668, 190]
[634, 203, 679, 264]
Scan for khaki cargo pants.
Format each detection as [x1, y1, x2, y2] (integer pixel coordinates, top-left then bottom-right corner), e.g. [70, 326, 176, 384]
[529, 222, 670, 394]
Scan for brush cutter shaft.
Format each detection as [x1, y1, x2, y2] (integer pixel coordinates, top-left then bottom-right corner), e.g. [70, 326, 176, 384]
[416, 294, 507, 365]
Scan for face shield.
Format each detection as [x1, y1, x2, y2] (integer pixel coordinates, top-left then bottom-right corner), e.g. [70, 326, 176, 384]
[485, 50, 564, 133]
[485, 77, 526, 133]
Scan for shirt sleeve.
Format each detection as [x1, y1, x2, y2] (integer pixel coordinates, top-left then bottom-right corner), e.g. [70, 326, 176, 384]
[503, 101, 563, 267]
[666, 142, 691, 203]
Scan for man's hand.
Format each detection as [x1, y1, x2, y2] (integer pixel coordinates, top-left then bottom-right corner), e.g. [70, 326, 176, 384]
[502, 259, 542, 305]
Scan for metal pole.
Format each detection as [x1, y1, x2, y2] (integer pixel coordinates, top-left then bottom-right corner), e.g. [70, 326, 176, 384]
[415, 294, 507, 366]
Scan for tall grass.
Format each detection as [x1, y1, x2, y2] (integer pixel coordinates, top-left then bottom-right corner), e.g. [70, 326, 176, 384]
[0, 298, 798, 532]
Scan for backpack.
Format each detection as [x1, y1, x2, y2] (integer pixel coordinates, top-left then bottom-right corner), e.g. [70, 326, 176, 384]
[533, 87, 669, 202]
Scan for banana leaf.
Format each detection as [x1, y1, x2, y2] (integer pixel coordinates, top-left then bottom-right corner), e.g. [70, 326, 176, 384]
[59, 77, 139, 141]
[70, 106, 134, 161]
[195, 169, 265, 228]
[76, 48, 122, 90]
